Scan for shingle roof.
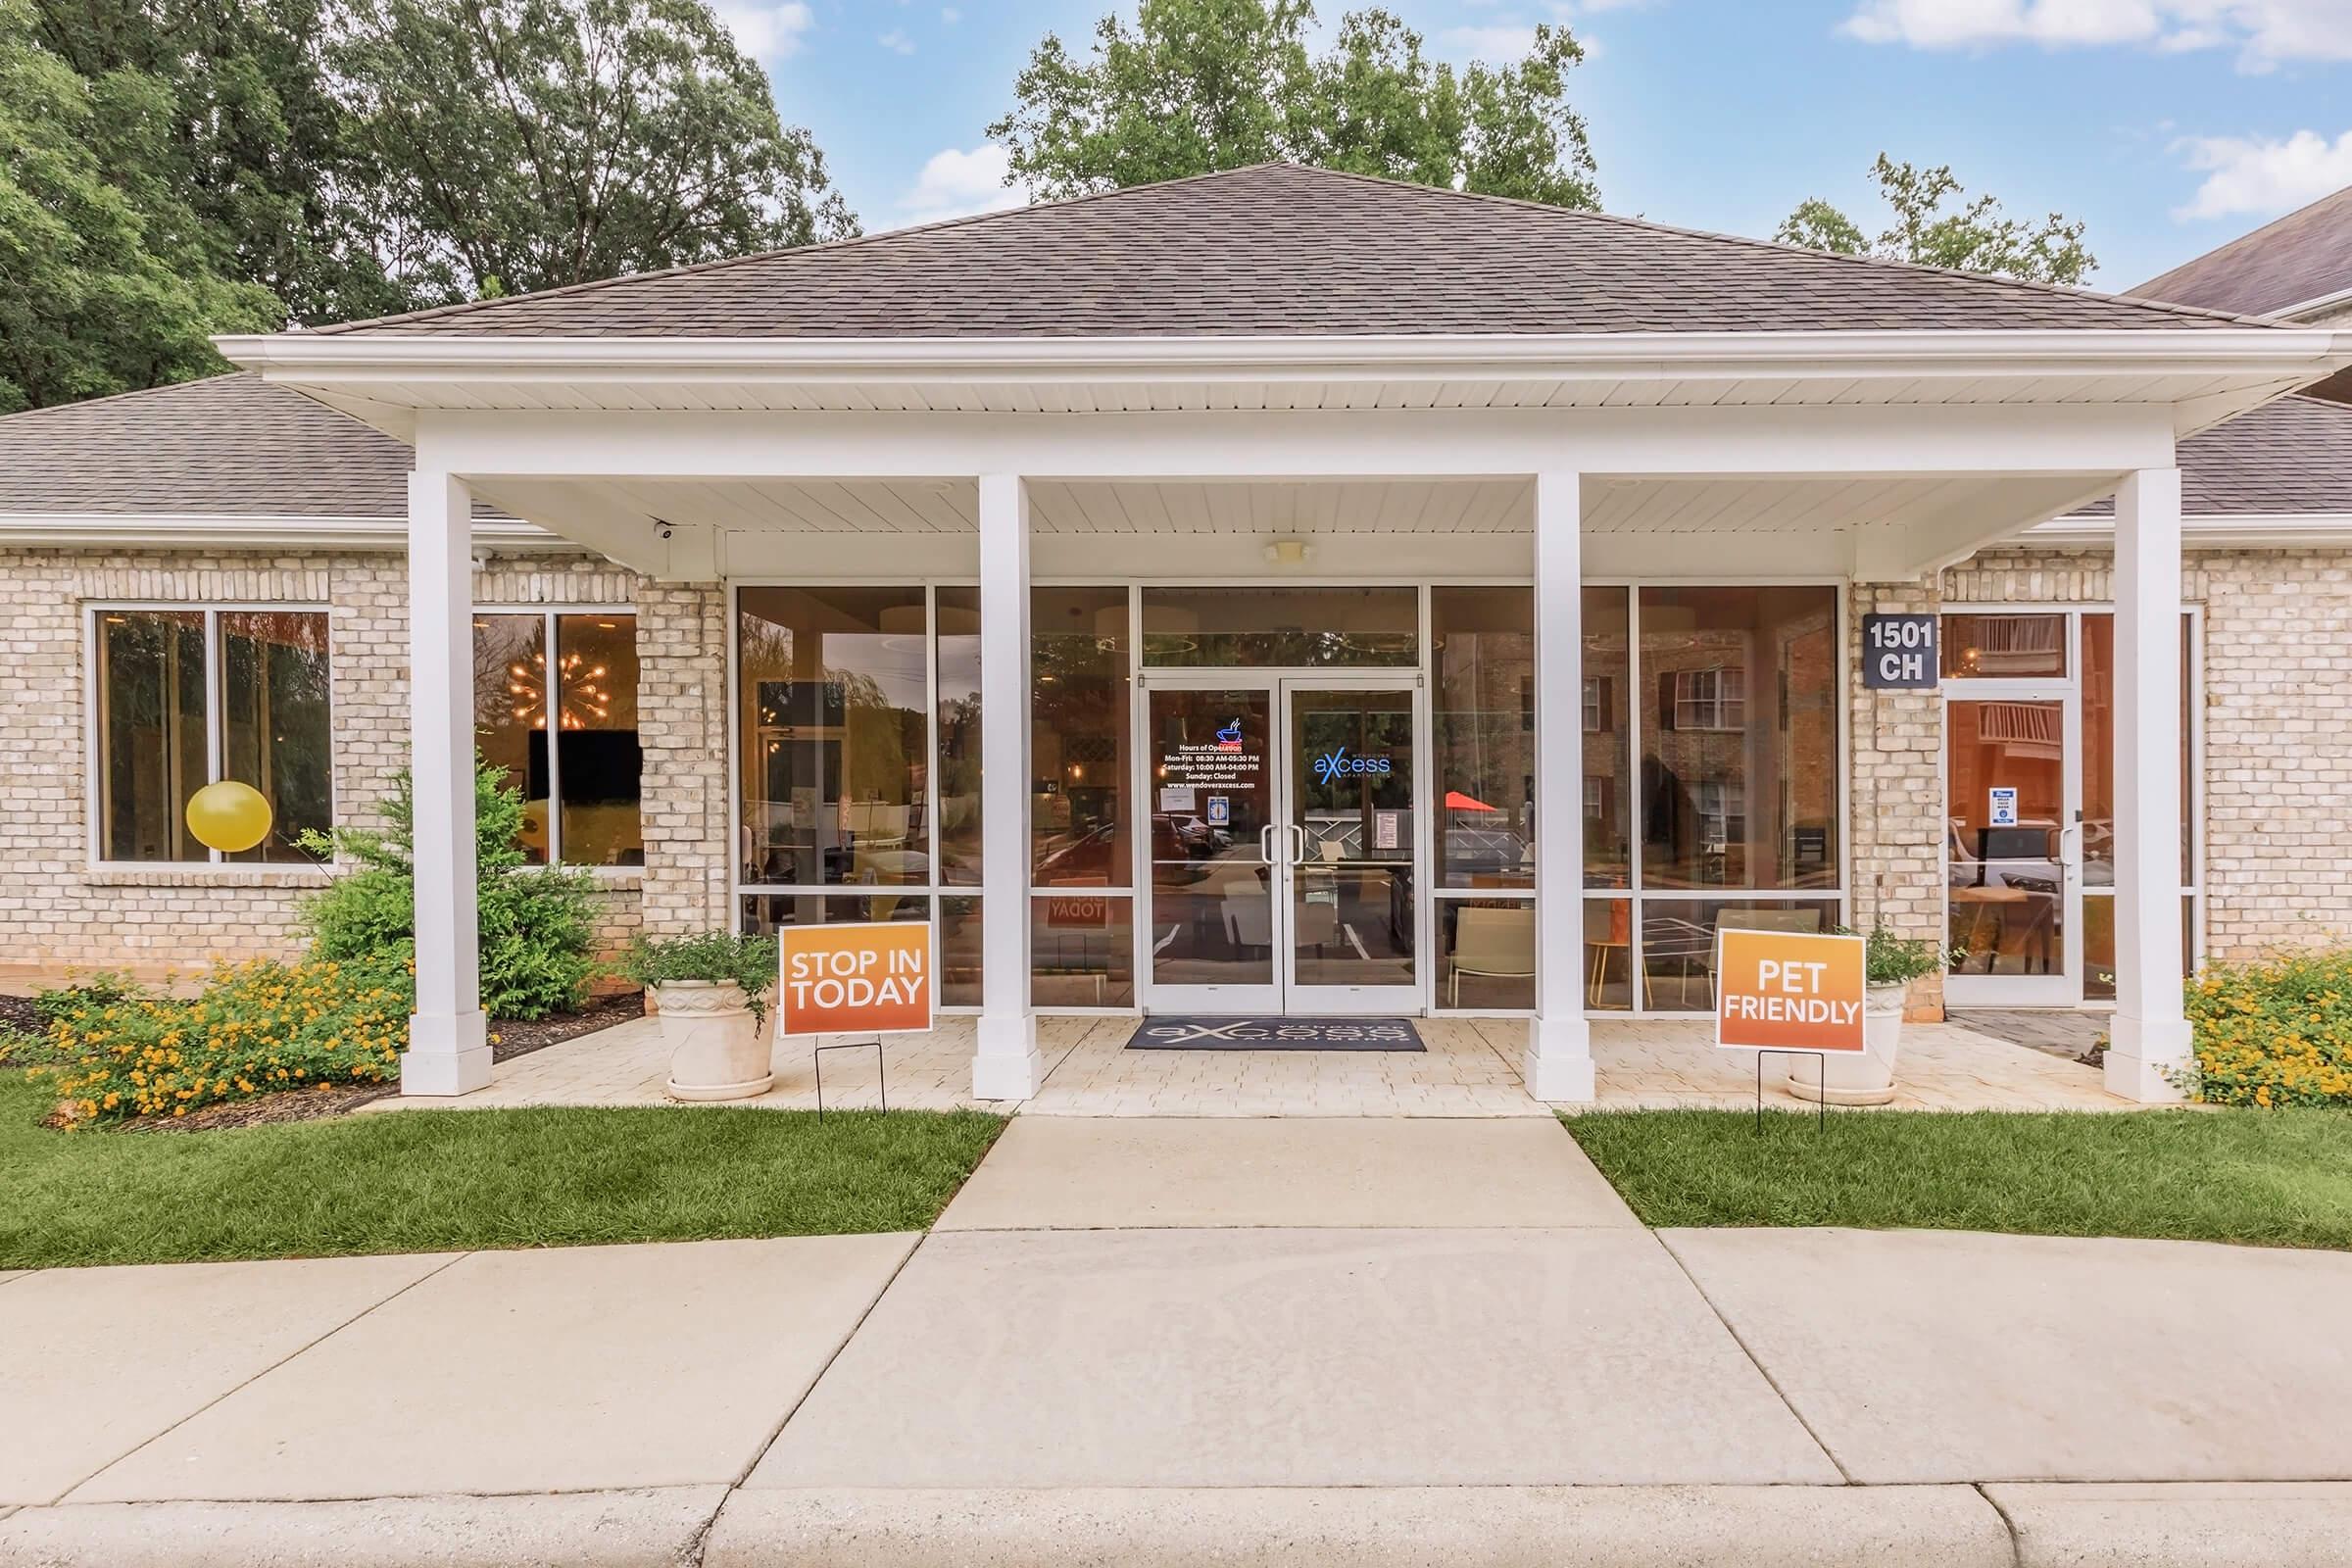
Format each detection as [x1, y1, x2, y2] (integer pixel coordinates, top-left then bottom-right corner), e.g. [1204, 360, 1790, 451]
[2072, 394, 2352, 516]
[315, 163, 2269, 339]
[2132, 185, 2352, 319]
[0, 373, 417, 516]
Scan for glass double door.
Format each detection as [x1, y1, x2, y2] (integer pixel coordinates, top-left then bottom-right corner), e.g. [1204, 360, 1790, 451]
[1143, 676, 1420, 1014]
[1944, 684, 2083, 1005]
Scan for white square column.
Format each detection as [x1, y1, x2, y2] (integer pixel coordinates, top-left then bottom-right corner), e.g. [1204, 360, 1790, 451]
[402, 470, 491, 1096]
[2106, 467, 2193, 1102]
[972, 473, 1044, 1101]
[1526, 470, 1595, 1102]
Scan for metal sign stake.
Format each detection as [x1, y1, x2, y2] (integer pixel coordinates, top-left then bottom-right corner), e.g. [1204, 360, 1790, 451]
[1755, 1050, 1828, 1134]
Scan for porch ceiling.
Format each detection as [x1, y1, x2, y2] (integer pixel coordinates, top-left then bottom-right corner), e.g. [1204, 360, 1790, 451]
[465, 471, 2116, 582]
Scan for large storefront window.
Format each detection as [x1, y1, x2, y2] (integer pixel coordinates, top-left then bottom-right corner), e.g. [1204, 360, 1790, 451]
[94, 607, 331, 863]
[1141, 587, 1417, 667]
[1031, 587, 1134, 1006]
[1431, 587, 1535, 1012]
[1577, 585, 1843, 1013]
[472, 610, 643, 866]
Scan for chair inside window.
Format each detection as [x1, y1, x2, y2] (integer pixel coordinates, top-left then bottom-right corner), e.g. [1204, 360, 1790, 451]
[1449, 904, 1538, 1007]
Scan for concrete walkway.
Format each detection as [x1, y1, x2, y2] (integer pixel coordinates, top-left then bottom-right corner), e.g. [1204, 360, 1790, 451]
[3, 1117, 2347, 1565]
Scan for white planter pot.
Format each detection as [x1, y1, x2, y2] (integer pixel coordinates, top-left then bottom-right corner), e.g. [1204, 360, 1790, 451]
[1787, 983, 1906, 1106]
[657, 980, 774, 1102]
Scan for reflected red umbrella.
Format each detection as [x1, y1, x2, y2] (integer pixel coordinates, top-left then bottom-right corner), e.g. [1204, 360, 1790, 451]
[1445, 790, 1497, 811]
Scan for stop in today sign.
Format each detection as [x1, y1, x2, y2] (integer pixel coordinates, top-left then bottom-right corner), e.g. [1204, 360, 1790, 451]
[778, 922, 934, 1038]
[1714, 928, 1868, 1054]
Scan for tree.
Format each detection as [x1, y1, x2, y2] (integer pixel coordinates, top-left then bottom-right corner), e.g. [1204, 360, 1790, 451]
[25, 0, 409, 325]
[990, 0, 1598, 209]
[0, 0, 283, 412]
[333, 0, 858, 307]
[1776, 155, 2094, 285]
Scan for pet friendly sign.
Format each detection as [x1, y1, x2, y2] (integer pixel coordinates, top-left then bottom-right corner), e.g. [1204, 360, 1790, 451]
[778, 923, 933, 1038]
[1714, 929, 1867, 1054]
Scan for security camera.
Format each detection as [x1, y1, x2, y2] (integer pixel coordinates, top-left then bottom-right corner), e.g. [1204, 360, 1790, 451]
[655, 518, 675, 541]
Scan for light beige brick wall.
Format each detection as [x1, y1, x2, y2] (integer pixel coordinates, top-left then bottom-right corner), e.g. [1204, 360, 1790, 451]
[0, 548, 647, 975]
[1921, 543, 2352, 974]
[635, 582, 732, 938]
[1845, 580, 1948, 1019]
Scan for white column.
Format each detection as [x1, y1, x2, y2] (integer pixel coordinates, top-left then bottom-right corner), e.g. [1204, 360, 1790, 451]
[972, 473, 1043, 1100]
[2105, 467, 2192, 1102]
[1526, 470, 1595, 1101]
[402, 470, 491, 1096]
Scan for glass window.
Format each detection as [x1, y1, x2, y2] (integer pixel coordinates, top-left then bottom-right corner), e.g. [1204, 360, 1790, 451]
[1640, 898, 1841, 1012]
[1140, 586, 1417, 666]
[939, 895, 983, 1007]
[1434, 898, 1537, 1011]
[1940, 612, 2067, 678]
[473, 612, 642, 866]
[935, 589, 983, 886]
[1582, 587, 1633, 889]
[1640, 586, 1839, 892]
[219, 612, 332, 862]
[1581, 898, 1636, 1012]
[95, 608, 331, 864]
[472, 613, 551, 864]
[1432, 587, 1536, 891]
[2080, 612, 2198, 892]
[1032, 588, 1131, 888]
[740, 891, 930, 934]
[737, 587, 930, 889]
[1031, 893, 1135, 1007]
[554, 614, 644, 866]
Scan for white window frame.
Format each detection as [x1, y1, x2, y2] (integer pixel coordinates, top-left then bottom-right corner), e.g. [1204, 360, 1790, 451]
[1673, 665, 1747, 731]
[84, 602, 335, 868]
[472, 605, 640, 870]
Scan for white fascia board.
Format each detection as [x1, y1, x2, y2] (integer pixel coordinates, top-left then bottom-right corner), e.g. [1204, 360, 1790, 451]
[2031, 511, 2352, 548]
[216, 326, 2352, 393]
[0, 513, 561, 550]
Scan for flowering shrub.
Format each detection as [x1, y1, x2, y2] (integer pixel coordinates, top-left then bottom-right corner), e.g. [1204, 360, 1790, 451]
[33, 957, 414, 1126]
[2183, 948, 2352, 1108]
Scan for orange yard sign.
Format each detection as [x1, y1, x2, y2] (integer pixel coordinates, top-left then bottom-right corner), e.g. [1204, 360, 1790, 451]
[778, 923, 934, 1038]
[1714, 929, 1867, 1054]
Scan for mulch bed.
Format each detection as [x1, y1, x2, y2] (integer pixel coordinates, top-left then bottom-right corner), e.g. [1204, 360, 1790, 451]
[491, 990, 644, 1063]
[0, 995, 41, 1034]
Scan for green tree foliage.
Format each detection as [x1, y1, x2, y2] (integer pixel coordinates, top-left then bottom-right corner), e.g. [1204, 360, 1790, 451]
[1776, 155, 2094, 285]
[990, 0, 1597, 208]
[333, 0, 858, 305]
[0, 0, 283, 412]
[300, 759, 601, 1021]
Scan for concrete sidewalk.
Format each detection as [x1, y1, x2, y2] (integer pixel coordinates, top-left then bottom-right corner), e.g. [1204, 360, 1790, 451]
[2, 1118, 2348, 1565]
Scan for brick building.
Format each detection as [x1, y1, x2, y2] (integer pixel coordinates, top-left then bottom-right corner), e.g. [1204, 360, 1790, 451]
[3, 165, 2348, 1105]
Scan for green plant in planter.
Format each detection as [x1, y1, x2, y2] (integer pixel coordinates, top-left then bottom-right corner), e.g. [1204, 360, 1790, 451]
[1836, 925, 1962, 989]
[618, 933, 781, 1024]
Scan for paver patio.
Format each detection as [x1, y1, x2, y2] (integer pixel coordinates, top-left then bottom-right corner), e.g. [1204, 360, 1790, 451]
[397, 1011, 2128, 1116]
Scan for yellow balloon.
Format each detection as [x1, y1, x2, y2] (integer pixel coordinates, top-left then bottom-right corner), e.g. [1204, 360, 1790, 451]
[185, 780, 273, 854]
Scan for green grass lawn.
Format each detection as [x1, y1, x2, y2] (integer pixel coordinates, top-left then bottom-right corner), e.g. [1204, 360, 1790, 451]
[0, 1072, 1005, 1270]
[1562, 1107, 2352, 1250]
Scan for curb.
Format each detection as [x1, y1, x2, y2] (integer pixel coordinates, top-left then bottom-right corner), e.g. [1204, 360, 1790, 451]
[4, 1483, 2351, 1566]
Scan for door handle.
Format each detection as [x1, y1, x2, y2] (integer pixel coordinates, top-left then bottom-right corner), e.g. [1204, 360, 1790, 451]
[1258, 823, 1276, 864]
[1292, 824, 1310, 865]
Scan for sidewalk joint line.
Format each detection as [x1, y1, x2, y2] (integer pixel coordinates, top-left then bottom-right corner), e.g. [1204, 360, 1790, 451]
[1652, 1231, 1853, 1486]
[44, 1250, 473, 1507]
[730, 1231, 929, 1487]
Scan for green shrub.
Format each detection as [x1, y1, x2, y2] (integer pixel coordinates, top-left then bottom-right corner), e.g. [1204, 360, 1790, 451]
[32, 971, 141, 1027]
[301, 760, 600, 1021]
[34, 956, 414, 1125]
[617, 933, 779, 1023]
[2184, 948, 2352, 1107]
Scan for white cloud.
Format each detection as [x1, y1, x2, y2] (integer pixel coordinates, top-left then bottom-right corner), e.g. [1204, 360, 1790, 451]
[710, 0, 811, 59]
[2173, 127, 2352, 220]
[1442, 24, 1542, 57]
[1838, 0, 2352, 71]
[878, 25, 914, 53]
[894, 144, 1027, 229]
[941, 5, 961, 20]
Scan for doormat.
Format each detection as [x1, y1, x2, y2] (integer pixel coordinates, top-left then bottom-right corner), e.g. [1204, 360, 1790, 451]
[1126, 1017, 1424, 1052]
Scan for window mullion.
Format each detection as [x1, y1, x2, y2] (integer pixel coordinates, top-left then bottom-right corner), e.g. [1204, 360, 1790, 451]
[543, 610, 562, 864]
[204, 608, 223, 863]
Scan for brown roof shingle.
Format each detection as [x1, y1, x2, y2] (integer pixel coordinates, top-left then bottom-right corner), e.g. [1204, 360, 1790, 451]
[316, 163, 2271, 340]
[2072, 394, 2352, 516]
[2132, 185, 2352, 319]
[0, 374, 417, 516]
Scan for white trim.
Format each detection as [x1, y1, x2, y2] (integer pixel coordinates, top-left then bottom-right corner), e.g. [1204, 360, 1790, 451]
[2031, 511, 2352, 548]
[0, 514, 559, 550]
[219, 326, 2349, 387]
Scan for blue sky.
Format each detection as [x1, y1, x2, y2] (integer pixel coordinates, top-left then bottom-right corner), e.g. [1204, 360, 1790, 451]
[738, 1, 2352, 291]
